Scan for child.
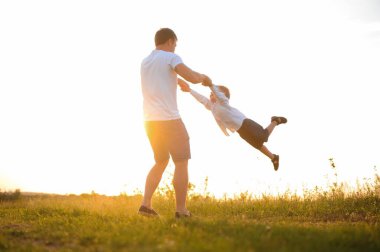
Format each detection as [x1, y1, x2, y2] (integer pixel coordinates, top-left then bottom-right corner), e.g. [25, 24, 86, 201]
[178, 79, 287, 170]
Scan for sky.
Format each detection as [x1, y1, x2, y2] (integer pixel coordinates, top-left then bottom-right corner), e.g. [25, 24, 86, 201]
[1, 0, 380, 197]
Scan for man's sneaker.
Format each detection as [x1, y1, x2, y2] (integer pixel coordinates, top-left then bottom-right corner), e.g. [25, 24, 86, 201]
[138, 205, 159, 217]
[271, 116, 287, 125]
[175, 211, 192, 219]
[272, 154, 279, 171]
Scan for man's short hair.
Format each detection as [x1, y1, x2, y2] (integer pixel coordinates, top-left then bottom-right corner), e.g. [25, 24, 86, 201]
[217, 85, 230, 99]
[155, 28, 177, 46]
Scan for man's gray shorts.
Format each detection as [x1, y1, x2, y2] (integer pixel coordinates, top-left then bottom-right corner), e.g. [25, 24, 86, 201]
[145, 119, 191, 162]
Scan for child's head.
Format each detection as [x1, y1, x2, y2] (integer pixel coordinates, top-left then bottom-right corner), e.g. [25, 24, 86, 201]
[210, 85, 230, 103]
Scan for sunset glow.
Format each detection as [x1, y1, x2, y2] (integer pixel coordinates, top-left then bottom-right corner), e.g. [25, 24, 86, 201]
[1, 0, 380, 198]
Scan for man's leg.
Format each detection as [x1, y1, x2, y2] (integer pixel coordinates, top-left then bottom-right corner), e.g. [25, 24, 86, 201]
[173, 159, 189, 213]
[142, 159, 169, 208]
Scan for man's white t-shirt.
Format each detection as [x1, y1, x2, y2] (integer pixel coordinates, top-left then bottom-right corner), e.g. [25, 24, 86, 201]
[141, 50, 183, 121]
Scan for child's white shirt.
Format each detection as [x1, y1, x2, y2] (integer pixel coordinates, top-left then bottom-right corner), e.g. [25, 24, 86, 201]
[189, 85, 247, 136]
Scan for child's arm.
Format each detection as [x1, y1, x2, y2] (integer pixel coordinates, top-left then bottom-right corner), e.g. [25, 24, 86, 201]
[190, 89, 213, 110]
[209, 85, 229, 104]
[178, 78, 213, 110]
[202, 79, 229, 103]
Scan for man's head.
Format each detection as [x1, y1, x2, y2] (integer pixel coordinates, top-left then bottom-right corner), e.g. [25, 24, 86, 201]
[210, 85, 230, 103]
[155, 28, 177, 52]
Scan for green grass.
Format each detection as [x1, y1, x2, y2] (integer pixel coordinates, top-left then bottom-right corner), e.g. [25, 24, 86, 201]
[1, 162, 379, 251]
[0, 191, 379, 252]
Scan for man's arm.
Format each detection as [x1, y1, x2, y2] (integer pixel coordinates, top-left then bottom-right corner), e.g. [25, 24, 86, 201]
[175, 63, 212, 85]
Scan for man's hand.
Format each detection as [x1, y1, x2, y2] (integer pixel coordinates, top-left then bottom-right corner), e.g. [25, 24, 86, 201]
[202, 75, 212, 87]
[178, 78, 191, 92]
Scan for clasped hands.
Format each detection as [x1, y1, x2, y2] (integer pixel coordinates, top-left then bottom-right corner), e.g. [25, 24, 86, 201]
[201, 75, 212, 87]
[178, 75, 212, 92]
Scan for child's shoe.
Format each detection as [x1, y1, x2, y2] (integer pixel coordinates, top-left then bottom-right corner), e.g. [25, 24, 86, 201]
[272, 154, 279, 171]
[271, 116, 287, 125]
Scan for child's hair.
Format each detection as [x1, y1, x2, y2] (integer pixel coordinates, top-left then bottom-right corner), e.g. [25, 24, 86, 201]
[217, 85, 230, 99]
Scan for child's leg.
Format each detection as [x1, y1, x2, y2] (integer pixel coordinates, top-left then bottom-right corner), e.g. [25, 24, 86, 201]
[259, 144, 275, 160]
[265, 116, 287, 137]
[265, 121, 277, 137]
[260, 145, 280, 171]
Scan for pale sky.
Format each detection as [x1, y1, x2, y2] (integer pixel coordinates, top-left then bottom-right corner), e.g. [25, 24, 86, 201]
[1, 0, 380, 197]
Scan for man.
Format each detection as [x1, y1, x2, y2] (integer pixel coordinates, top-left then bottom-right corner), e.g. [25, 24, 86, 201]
[139, 28, 212, 218]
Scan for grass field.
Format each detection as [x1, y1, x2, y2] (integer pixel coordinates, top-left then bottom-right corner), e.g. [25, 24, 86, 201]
[1, 183, 379, 252]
